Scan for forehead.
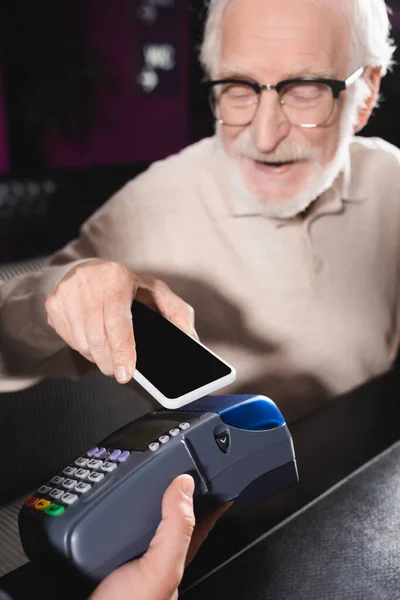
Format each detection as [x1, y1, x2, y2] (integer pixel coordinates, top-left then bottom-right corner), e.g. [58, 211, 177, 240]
[220, 0, 350, 79]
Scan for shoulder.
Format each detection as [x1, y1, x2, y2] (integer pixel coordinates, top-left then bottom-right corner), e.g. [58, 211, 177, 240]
[119, 137, 217, 202]
[348, 136, 400, 208]
[80, 137, 220, 240]
[350, 136, 400, 173]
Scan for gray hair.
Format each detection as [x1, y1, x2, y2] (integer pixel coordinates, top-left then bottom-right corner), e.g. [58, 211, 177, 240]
[200, 0, 396, 78]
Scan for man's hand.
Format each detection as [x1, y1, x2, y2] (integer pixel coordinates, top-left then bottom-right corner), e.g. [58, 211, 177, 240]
[90, 475, 230, 600]
[45, 260, 197, 383]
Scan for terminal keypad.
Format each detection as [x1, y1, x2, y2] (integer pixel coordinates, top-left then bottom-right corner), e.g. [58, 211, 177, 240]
[24, 447, 131, 517]
[24, 419, 195, 518]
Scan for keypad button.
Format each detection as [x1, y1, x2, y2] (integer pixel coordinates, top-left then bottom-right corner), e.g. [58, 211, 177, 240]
[75, 469, 90, 480]
[50, 489, 64, 501]
[87, 447, 99, 457]
[179, 422, 190, 431]
[94, 447, 107, 458]
[149, 442, 160, 452]
[75, 482, 91, 494]
[87, 459, 103, 470]
[159, 435, 170, 444]
[38, 485, 52, 496]
[118, 451, 130, 463]
[35, 499, 51, 512]
[169, 428, 180, 437]
[75, 457, 89, 467]
[63, 466, 77, 477]
[44, 503, 65, 517]
[109, 449, 122, 462]
[62, 479, 77, 490]
[101, 462, 117, 473]
[24, 496, 39, 508]
[88, 471, 105, 483]
[51, 476, 65, 486]
[62, 493, 78, 506]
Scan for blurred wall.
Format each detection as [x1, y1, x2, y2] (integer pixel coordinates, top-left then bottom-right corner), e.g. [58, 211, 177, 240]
[0, 60, 9, 173]
[42, 0, 190, 169]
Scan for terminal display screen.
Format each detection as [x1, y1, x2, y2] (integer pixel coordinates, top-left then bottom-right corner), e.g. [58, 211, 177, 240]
[102, 412, 201, 451]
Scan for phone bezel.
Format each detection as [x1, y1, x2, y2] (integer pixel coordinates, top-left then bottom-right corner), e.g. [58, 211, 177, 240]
[131, 310, 236, 408]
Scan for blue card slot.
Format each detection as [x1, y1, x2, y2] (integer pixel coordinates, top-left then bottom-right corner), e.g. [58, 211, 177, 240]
[184, 395, 285, 431]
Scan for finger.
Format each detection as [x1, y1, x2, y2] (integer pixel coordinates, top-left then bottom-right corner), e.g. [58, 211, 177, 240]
[136, 277, 198, 338]
[170, 311, 200, 341]
[137, 475, 195, 597]
[81, 295, 115, 377]
[104, 281, 137, 384]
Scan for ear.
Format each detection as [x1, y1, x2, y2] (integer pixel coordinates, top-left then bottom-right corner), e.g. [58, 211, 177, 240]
[355, 66, 382, 132]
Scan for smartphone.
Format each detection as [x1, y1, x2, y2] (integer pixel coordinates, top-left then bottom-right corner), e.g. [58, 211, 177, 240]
[131, 300, 236, 409]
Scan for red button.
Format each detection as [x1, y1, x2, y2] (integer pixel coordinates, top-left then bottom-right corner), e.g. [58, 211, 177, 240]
[24, 496, 40, 508]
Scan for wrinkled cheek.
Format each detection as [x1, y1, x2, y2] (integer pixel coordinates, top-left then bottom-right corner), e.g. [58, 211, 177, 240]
[219, 125, 245, 158]
[306, 125, 342, 167]
[319, 141, 341, 167]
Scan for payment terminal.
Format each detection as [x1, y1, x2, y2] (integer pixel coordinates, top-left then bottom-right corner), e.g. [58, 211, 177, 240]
[19, 394, 298, 581]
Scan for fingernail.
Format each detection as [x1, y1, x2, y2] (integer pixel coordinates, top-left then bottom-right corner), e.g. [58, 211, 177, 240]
[115, 365, 129, 383]
[192, 328, 200, 341]
[181, 475, 195, 499]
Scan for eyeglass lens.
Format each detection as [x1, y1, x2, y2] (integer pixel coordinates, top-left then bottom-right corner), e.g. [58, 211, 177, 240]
[211, 81, 335, 127]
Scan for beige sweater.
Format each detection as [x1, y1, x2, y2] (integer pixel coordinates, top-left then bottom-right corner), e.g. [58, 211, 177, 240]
[1, 135, 399, 423]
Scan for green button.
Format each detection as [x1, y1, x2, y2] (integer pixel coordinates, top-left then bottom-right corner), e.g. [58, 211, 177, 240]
[44, 503, 66, 517]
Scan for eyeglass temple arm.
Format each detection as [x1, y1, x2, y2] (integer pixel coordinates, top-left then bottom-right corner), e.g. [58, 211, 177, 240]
[345, 66, 365, 88]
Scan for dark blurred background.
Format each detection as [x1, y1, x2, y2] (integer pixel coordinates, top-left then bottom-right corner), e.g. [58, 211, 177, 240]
[0, 0, 399, 263]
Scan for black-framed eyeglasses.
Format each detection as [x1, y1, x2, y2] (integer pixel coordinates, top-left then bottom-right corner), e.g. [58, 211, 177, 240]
[203, 66, 364, 128]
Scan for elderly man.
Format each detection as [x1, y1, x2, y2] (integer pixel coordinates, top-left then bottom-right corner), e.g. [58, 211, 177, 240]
[0, 0, 398, 423]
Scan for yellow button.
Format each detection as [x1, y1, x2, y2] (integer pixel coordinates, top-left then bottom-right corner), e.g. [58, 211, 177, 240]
[34, 499, 51, 512]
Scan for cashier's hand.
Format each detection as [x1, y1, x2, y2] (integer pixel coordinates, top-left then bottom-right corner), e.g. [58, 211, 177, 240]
[45, 260, 197, 383]
[90, 475, 229, 600]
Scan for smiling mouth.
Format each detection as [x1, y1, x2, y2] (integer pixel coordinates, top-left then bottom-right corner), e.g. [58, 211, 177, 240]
[256, 160, 297, 167]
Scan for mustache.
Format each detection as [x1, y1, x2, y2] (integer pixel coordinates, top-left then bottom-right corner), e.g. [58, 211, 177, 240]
[233, 131, 317, 163]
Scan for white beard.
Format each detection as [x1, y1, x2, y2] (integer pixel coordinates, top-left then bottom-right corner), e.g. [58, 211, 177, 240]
[216, 90, 361, 220]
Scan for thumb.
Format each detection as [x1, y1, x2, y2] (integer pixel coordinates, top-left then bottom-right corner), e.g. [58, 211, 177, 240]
[90, 476, 195, 600]
[138, 475, 196, 597]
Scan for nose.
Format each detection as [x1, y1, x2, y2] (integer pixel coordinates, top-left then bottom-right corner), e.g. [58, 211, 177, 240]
[250, 91, 291, 153]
